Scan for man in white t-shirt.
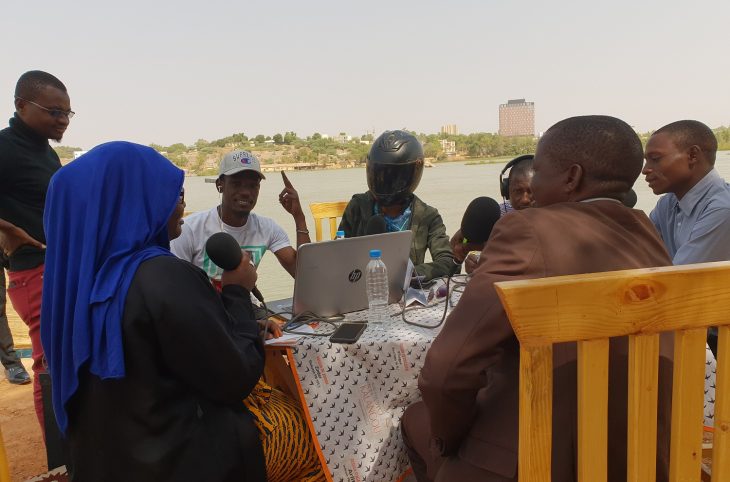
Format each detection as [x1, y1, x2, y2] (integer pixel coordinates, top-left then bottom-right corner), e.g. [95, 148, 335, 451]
[171, 150, 311, 284]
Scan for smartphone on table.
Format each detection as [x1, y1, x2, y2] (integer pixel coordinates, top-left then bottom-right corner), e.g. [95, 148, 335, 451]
[330, 323, 367, 344]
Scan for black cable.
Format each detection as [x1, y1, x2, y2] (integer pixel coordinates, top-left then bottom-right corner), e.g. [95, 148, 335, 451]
[281, 311, 343, 337]
[254, 300, 278, 342]
[448, 275, 469, 308]
[260, 273, 470, 337]
[398, 274, 469, 329]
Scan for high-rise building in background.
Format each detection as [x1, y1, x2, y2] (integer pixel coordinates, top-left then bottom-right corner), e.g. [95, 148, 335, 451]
[440, 124, 458, 135]
[498, 99, 535, 137]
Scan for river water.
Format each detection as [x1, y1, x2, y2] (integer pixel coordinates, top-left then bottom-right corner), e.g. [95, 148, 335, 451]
[182, 152, 730, 300]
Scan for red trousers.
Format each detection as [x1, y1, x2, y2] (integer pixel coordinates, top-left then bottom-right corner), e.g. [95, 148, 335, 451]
[7, 264, 46, 434]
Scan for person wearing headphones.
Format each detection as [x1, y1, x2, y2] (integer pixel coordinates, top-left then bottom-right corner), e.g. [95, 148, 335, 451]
[450, 154, 536, 273]
[498, 154, 535, 213]
[171, 150, 311, 284]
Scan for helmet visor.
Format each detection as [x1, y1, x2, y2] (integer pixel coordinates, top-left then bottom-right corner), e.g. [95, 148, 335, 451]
[367, 162, 423, 205]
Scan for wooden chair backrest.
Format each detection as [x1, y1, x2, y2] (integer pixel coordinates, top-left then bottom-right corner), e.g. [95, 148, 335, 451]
[494, 261, 730, 482]
[309, 201, 349, 241]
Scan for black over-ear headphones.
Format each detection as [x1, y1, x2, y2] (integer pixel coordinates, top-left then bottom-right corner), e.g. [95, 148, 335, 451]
[499, 154, 535, 198]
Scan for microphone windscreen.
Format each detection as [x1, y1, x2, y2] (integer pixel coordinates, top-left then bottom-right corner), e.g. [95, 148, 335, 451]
[205, 232, 242, 271]
[460, 197, 502, 244]
[622, 189, 637, 208]
[366, 215, 387, 235]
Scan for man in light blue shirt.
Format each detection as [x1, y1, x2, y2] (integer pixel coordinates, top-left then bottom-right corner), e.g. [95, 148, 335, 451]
[644, 120, 730, 355]
[643, 120, 730, 265]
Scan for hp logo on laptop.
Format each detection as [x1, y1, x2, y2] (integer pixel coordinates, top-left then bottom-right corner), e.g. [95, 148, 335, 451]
[348, 269, 362, 283]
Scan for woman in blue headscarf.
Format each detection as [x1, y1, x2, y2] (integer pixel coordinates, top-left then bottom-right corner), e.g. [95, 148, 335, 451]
[41, 142, 267, 481]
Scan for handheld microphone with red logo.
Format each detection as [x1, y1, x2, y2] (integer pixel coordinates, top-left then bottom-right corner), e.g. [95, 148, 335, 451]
[205, 232, 265, 303]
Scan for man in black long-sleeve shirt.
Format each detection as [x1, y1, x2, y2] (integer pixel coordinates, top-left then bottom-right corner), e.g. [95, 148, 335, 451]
[0, 70, 72, 431]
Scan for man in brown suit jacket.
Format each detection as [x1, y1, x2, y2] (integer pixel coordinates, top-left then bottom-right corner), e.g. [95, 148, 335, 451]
[401, 115, 674, 482]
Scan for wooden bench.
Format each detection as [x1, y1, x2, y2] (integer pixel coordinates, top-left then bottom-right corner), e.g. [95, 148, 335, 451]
[495, 261, 730, 482]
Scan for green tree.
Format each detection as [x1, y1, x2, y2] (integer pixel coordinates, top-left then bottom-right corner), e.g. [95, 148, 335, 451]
[295, 147, 317, 164]
[284, 131, 298, 144]
[168, 154, 187, 168]
[211, 133, 248, 148]
[167, 143, 187, 153]
[191, 151, 207, 172]
[311, 132, 322, 140]
[423, 139, 442, 159]
[348, 143, 369, 164]
[714, 126, 730, 150]
[273, 133, 283, 144]
[254, 135, 266, 144]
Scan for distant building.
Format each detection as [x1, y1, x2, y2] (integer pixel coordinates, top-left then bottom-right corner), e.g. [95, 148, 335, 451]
[440, 124, 458, 135]
[439, 139, 456, 155]
[73, 150, 89, 159]
[498, 99, 535, 137]
[334, 133, 351, 143]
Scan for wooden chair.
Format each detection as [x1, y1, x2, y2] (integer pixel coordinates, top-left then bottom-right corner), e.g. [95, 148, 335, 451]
[0, 424, 10, 482]
[494, 261, 730, 482]
[309, 201, 349, 241]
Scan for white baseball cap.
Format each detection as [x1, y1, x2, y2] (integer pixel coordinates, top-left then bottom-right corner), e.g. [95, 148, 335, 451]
[218, 150, 265, 179]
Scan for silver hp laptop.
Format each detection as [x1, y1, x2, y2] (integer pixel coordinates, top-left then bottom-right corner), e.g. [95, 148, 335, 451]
[278, 231, 413, 317]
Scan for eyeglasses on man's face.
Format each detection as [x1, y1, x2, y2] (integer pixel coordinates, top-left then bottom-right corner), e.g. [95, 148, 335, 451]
[16, 97, 75, 119]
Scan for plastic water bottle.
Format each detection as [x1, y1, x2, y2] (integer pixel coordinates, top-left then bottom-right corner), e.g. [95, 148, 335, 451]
[335, 230, 345, 239]
[366, 249, 390, 323]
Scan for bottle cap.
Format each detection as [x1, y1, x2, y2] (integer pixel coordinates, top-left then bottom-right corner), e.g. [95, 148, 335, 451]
[369, 249, 381, 258]
[336, 230, 345, 238]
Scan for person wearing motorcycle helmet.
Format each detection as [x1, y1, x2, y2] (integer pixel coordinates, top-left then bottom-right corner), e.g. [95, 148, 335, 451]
[339, 130, 457, 282]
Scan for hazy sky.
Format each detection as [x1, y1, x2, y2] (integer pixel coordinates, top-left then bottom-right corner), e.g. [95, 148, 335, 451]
[2, 0, 728, 149]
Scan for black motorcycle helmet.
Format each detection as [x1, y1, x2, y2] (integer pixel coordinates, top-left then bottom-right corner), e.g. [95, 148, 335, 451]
[366, 130, 424, 207]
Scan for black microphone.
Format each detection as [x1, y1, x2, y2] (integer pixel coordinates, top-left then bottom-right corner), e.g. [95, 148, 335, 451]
[205, 232, 265, 303]
[460, 197, 502, 244]
[622, 189, 638, 208]
[366, 215, 387, 235]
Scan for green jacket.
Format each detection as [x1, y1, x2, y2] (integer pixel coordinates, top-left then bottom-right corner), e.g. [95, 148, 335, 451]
[338, 193, 458, 282]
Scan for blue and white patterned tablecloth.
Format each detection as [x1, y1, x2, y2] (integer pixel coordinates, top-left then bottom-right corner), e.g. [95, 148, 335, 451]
[290, 303, 447, 482]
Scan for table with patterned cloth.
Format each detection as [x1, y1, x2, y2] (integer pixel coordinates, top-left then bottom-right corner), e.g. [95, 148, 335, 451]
[289, 302, 448, 482]
[283, 298, 719, 482]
